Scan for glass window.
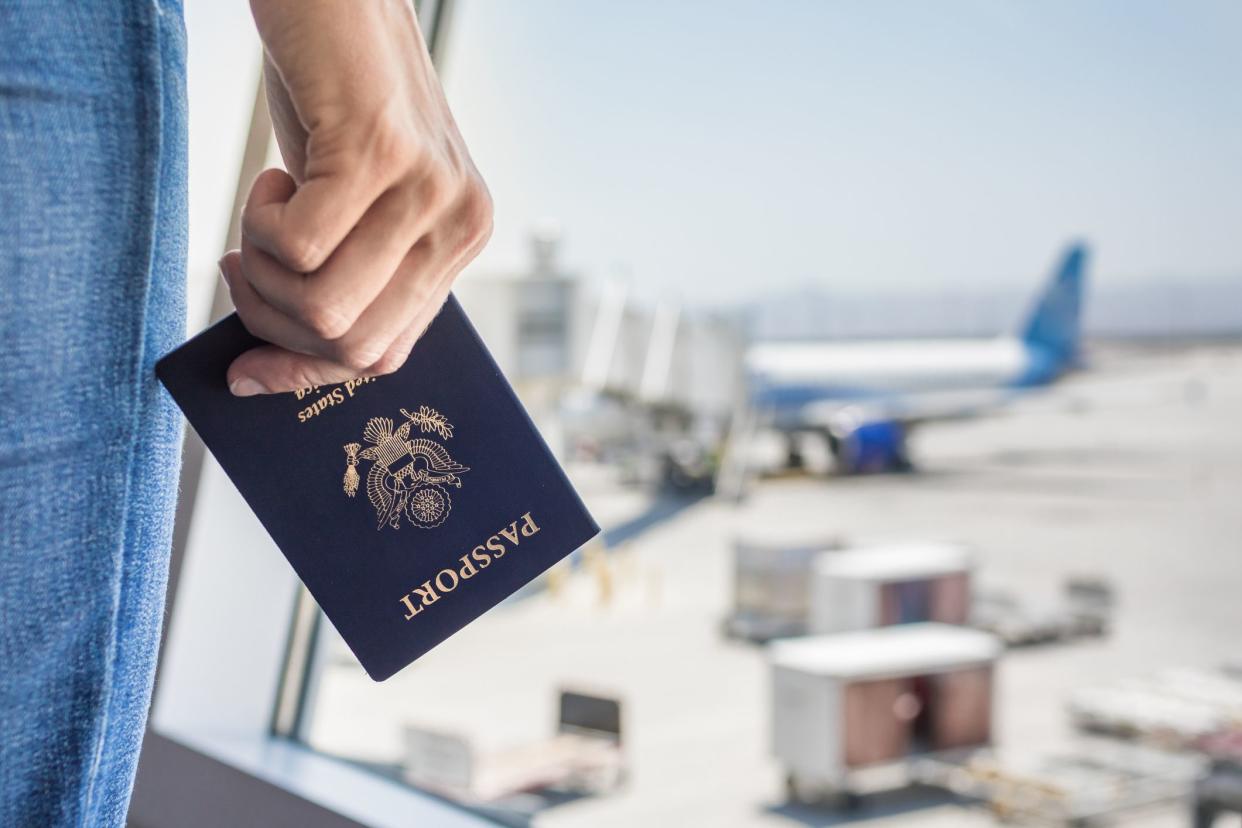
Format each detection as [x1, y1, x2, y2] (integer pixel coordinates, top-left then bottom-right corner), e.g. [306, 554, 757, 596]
[218, 1, 1242, 825]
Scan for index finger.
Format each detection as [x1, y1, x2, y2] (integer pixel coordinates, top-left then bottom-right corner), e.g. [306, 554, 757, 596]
[242, 165, 386, 274]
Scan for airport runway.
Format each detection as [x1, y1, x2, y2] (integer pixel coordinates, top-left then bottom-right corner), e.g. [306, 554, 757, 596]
[307, 342, 1242, 827]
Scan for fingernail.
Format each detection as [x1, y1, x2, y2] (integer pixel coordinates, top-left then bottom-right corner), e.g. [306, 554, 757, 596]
[229, 376, 266, 397]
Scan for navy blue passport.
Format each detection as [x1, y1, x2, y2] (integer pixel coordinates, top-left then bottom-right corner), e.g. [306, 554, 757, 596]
[156, 296, 599, 681]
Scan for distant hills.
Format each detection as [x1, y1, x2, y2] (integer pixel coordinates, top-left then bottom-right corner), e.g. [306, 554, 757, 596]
[745, 278, 1242, 342]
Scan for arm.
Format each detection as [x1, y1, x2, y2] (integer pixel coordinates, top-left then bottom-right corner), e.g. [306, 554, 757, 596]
[220, 0, 492, 395]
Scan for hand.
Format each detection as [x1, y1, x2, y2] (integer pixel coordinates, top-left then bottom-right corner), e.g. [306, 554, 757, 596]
[220, 0, 492, 396]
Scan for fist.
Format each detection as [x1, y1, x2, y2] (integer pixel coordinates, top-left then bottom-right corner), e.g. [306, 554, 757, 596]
[220, 0, 492, 395]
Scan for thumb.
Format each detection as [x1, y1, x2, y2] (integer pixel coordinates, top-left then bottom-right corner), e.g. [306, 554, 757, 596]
[227, 346, 360, 397]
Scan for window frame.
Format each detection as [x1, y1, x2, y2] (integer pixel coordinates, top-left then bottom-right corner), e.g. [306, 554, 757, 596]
[128, 3, 497, 825]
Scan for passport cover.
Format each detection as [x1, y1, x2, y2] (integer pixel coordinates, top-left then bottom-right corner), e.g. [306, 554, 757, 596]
[156, 295, 600, 680]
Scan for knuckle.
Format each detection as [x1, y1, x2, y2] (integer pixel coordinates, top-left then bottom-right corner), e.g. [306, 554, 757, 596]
[459, 177, 494, 246]
[420, 168, 452, 212]
[278, 364, 355, 394]
[275, 231, 325, 273]
[299, 299, 352, 341]
[333, 338, 387, 373]
[370, 348, 410, 377]
[285, 367, 328, 393]
[371, 111, 420, 171]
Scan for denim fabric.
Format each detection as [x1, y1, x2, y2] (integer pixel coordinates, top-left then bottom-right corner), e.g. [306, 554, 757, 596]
[0, 0, 187, 825]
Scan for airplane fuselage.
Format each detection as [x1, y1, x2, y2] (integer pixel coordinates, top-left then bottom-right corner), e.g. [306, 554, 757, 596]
[747, 336, 1059, 408]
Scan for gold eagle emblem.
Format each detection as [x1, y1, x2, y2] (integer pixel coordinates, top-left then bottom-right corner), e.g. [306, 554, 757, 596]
[342, 406, 469, 530]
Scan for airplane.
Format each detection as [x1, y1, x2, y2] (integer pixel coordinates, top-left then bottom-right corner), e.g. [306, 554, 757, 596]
[744, 243, 1088, 474]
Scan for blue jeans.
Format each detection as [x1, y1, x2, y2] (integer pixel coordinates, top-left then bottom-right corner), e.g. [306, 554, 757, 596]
[0, 1, 187, 825]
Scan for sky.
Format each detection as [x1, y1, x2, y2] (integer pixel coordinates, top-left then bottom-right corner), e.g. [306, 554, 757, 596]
[184, 1, 1242, 325]
[437, 0, 1242, 305]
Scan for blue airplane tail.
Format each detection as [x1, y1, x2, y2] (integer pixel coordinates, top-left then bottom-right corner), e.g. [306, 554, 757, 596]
[1021, 243, 1087, 369]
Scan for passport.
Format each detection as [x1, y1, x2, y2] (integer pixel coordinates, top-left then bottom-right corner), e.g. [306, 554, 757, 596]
[156, 296, 600, 681]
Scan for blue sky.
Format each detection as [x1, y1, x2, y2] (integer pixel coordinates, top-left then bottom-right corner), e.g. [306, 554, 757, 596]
[439, 0, 1242, 304]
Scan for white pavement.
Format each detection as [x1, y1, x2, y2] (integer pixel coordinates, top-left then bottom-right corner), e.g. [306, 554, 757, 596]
[307, 343, 1242, 827]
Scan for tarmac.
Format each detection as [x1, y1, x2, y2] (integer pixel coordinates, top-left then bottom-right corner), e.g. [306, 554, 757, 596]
[306, 342, 1242, 827]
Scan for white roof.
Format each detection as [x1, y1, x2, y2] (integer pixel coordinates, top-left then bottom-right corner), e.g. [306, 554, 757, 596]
[768, 623, 1001, 679]
[813, 542, 971, 582]
[733, 527, 841, 551]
